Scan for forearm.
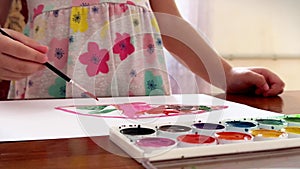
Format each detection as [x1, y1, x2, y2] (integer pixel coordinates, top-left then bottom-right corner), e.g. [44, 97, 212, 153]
[0, 0, 12, 27]
[157, 14, 232, 90]
[162, 35, 232, 91]
[151, 0, 233, 90]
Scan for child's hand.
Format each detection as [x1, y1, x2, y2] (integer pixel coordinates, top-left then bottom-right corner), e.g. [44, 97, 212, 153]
[0, 29, 48, 80]
[226, 67, 285, 97]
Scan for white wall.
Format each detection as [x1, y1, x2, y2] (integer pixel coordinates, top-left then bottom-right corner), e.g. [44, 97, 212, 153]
[176, 0, 300, 58]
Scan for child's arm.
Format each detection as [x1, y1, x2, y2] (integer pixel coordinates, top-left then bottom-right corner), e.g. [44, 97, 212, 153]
[150, 0, 284, 96]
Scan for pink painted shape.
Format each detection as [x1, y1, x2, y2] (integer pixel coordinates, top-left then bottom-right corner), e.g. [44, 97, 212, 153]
[116, 102, 153, 118]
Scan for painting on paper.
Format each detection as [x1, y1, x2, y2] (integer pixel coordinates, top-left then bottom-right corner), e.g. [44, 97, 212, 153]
[56, 102, 228, 119]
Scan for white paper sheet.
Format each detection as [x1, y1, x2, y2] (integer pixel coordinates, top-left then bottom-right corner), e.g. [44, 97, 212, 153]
[0, 94, 282, 142]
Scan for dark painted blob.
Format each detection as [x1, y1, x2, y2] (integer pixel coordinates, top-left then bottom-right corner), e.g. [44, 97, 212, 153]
[193, 123, 225, 130]
[225, 121, 256, 128]
[120, 126, 155, 136]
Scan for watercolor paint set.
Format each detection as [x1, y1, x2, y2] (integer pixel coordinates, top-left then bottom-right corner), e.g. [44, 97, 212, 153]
[109, 113, 300, 164]
[55, 101, 300, 165]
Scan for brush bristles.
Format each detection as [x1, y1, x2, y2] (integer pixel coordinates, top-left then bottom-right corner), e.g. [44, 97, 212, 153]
[84, 92, 99, 101]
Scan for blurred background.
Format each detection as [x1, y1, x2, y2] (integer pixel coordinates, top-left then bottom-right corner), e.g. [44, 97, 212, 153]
[167, 0, 300, 94]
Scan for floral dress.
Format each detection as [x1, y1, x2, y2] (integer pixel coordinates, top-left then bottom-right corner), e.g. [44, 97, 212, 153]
[8, 0, 171, 99]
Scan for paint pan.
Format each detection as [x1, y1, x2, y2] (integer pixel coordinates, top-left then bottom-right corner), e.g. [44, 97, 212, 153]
[192, 122, 225, 137]
[215, 131, 253, 144]
[282, 126, 300, 138]
[135, 137, 177, 153]
[283, 116, 300, 127]
[120, 125, 156, 141]
[250, 129, 288, 141]
[177, 134, 217, 147]
[224, 120, 257, 133]
[255, 118, 287, 130]
[157, 124, 192, 139]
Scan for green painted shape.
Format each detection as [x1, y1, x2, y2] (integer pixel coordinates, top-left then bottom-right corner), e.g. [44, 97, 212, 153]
[198, 105, 212, 111]
[256, 119, 284, 125]
[88, 109, 117, 114]
[77, 105, 107, 110]
[283, 117, 300, 123]
[77, 105, 117, 114]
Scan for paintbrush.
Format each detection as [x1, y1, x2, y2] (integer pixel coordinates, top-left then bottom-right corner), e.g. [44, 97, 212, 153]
[0, 28, 98, 101]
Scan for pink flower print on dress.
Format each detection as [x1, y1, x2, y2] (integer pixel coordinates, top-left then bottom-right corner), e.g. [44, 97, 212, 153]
[126, 1, 136, 6]
[33, 4, 44, 20]
[143, 34, 156, 63]
[109, 4, 127, 16]
[113, 33, 135, 61]
[48, 38, 69, 69]
[109, 1, 135, 16]
[119, 4, 129, 12]
[79, 42, 110, 77]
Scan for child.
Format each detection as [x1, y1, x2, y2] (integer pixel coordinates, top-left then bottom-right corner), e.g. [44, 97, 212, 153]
[0, 0, 284, 99]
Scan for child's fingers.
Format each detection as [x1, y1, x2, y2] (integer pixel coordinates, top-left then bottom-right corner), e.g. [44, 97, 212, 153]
[263, 84, 284, 97]
[0, 53, 45, 77]
[250, 68, 285, 96]
[0, 35, 48, 64]
[246, 72, 268, 91]
[255, 88, 263, 95]
[0, 68, 33, 81]
[3, 28, 48, 53]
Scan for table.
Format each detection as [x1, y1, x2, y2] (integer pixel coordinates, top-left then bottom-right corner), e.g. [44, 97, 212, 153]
[1, 91, 300, 169]
[214, 91, 300, 114]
